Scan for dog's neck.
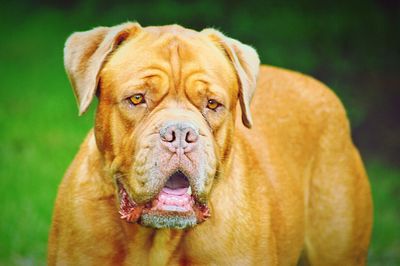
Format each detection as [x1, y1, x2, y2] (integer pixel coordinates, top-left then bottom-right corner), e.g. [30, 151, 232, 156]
[81, 128, 253, 262]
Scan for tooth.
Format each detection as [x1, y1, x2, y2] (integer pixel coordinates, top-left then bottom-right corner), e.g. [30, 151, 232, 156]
[187, 187, 192, 195]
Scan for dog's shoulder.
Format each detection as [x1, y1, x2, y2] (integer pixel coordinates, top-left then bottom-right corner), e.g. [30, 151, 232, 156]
[57, 130, 114, 202]
[236, 65, 351, 170]
[251, 65, 349, 131]
[258, 65, 346, 114]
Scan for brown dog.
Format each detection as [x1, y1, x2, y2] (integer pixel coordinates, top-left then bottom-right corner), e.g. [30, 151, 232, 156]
[48, 22, 372, 265]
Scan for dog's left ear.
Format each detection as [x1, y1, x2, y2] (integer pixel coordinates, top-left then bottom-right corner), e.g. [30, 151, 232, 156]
[202, 29, 260, 128]
[64, 22, 142, 115]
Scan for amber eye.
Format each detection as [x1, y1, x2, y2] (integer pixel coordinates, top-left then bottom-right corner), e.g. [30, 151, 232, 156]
[207, 99, 220, 110]
[129, 94, 145, 105]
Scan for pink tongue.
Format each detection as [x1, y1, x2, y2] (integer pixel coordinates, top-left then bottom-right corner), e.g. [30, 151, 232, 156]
[162, 187, 188, 196]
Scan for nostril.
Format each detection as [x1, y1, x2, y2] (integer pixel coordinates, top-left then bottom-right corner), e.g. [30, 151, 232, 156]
[185, 132, 192, 143]
[160, 127, 176, 143]
[163, 130, 176, 143]
[171, 131, 176, 142]
[185, 129, 198, 143]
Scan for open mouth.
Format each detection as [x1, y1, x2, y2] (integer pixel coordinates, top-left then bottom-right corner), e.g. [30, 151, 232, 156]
[117, 171, 210, 229]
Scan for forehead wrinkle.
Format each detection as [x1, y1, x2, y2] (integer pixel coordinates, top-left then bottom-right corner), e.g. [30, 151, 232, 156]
[105, 27, 237, 106]
[168, 37, 181, 94]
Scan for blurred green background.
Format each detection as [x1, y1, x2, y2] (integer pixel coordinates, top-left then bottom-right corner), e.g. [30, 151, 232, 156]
[1, 0, 399, 265]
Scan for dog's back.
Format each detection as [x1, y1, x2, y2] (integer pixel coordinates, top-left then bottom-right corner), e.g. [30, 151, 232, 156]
[238, 65, 372, 265]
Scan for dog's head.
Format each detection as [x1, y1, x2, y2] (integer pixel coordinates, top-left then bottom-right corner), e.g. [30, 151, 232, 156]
[64, 22, 259, 229]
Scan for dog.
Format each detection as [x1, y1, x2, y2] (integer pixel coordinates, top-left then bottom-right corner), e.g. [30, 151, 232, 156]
[48, 22, 372, 265]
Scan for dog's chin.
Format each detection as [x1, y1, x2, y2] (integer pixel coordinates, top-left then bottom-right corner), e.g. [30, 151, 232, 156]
[117, 172, 211, 229]
[140, 210, 197, 229]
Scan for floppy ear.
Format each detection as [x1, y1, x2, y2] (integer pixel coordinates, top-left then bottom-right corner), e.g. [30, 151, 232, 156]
[201, 29, 260, 128]
[64, 22, 142, 115]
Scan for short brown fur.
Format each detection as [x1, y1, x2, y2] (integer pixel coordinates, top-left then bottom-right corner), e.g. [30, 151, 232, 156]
[48, 23, 372, 265]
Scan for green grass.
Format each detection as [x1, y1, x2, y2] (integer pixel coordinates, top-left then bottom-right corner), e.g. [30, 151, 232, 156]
[0, 10, 94, 265]
[367, 160, 400, 265]
[0, 3, 399, 265]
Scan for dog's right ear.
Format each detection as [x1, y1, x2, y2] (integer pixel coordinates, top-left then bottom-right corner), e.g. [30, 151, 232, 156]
[64, 22, 142, 115]
[201, 29, 260, 128]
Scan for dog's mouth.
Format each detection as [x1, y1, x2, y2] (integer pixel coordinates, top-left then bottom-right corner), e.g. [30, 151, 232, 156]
[117, 171, 210, 229]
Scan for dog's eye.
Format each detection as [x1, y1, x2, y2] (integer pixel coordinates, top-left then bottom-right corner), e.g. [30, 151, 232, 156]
[207, 99, 220, 110]
[129, 94, 146, 105]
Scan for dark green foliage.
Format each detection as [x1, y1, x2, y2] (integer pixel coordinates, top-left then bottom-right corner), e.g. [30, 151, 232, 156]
[0, 0, 398, 264]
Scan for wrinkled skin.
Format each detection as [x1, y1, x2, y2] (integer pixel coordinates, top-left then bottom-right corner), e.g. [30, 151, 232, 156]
[94, 26, 239, 227]
[48, 23, 372, 266]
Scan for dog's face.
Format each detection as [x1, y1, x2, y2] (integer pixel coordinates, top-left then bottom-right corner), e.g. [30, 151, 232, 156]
[64, 23, 259, 229]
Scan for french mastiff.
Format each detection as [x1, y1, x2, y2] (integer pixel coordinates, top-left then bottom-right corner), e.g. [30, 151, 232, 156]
[48, 22, 372, 265]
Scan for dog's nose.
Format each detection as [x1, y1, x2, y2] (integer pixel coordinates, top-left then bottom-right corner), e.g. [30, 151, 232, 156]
[160, 122, 199, 148]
